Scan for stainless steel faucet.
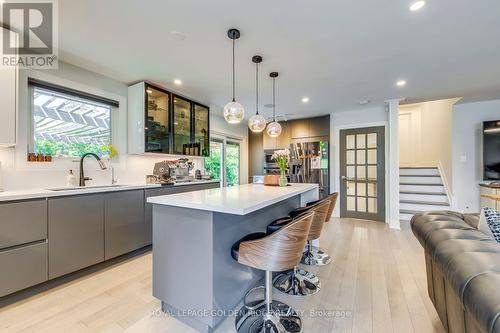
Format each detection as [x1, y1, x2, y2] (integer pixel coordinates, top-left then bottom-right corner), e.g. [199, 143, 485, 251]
[79, 153, 107, 186]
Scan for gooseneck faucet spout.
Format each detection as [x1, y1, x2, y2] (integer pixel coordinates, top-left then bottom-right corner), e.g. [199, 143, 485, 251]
[79, 153, 107, 186]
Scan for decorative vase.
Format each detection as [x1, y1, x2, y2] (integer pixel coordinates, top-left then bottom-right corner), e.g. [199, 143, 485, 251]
[279, 170, 287, 187]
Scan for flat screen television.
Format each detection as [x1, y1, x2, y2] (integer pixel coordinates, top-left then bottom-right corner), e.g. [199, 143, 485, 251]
[483, 120, 500, 180]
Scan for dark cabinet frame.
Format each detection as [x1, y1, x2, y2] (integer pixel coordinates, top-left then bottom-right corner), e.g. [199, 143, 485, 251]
[143, 82, 210, 157]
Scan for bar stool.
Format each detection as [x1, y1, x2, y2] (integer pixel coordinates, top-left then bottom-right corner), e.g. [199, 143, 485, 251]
[231, 211, 314, 333]
[271, 199, 331, 296]
[300, 192, 338, 266]
[307, 192, 338, 223]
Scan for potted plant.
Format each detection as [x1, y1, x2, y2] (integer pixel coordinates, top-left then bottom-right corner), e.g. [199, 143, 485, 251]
[272, 148, 290, 187]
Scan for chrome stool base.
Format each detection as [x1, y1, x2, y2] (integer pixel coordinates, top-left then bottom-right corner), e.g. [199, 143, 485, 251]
[273, 267, 321, 296]
[301, 245, 332, 266]
[235, 300, 302, 333]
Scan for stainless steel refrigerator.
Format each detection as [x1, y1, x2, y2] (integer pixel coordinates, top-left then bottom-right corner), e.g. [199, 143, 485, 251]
[289, 140, 330, 199]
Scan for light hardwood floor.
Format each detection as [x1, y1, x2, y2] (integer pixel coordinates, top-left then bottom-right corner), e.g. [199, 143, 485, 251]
[0, 218, 445, 333]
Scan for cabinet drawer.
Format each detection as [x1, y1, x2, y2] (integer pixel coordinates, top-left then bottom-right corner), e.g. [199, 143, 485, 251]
[0, 199, 47, 249]
[0, 241, 48, 297]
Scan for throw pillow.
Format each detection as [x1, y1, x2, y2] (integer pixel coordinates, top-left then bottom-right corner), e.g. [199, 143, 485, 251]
[478, 207, 500, 243]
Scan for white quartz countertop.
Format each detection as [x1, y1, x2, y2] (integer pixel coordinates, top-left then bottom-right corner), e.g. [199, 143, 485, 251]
[0, 180, 220, 202]
[147, 183, 318, 215]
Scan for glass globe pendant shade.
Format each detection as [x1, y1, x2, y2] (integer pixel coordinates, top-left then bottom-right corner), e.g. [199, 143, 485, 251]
[223, 101, 245, 124]
[248, 113, 267, 132]
[266, 121, 282, 138]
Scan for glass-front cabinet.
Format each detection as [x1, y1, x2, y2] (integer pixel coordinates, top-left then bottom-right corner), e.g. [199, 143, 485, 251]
[194, 104, 210, 157]
[172, 96, 192, 155]
[145, 84, 170, 153]
[128, 81, 209, 156]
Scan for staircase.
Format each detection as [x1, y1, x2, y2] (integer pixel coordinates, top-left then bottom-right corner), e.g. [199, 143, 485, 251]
[399, 167, 450, 221]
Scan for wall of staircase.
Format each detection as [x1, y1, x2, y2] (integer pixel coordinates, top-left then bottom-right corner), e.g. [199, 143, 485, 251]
[399, 167, 450, 221]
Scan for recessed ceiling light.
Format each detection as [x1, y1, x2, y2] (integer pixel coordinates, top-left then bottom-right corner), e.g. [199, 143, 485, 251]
[409, 1, 425, 11]
[170, 31, 187, 41]
[301, 97, 310, 103]
[174, 79, 182, 85]
[396, 80, 407, 87]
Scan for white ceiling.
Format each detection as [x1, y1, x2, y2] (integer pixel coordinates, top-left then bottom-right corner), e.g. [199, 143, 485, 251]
[58, 0, 500, 119]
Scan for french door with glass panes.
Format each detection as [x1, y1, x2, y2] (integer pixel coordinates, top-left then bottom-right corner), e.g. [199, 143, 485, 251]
[339, 126, 385, 221]
[204, 136, 241, 187]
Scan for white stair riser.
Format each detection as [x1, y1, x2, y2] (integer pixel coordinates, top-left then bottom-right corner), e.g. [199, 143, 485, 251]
[400, 176, 442, 184]
[400, 212, 415, 221]
[400, 202, 450, 211]
[399, 184, 445, 193]
[400, 168, 439, 176]
[400, 193, 448, 203]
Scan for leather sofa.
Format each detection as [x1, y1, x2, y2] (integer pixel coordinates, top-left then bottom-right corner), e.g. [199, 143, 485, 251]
[411, 211, 500, 333]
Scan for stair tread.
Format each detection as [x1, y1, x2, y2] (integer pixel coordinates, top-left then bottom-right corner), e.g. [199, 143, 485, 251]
[400, 209, 421, 216]
[400, 200, 450, 206]
[400, 191, 447, 196]
[400, 208, 449, 214]
[400, 183, 443, 186]
[400, 167, 438, 169]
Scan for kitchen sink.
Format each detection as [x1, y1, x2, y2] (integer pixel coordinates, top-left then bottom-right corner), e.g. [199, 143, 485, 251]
[47, 185, 125, 191]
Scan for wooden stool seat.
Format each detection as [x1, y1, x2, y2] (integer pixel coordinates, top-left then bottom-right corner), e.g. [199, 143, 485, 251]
[231, 232, 267, 261]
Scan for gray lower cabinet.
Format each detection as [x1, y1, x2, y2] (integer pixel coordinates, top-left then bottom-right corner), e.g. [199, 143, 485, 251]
[48, 194, 105, 279]
[0, 241, 48, 297]
[0, 199, 47, 249]
[104, 190, 145, 260]
[0, 198, 48, 297]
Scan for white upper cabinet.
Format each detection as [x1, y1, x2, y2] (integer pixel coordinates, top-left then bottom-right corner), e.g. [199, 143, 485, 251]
[0, 27, 18, 146]
[127, 82, 146, 154]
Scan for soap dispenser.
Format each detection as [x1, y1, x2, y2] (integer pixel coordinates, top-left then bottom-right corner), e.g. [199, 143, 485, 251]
[66, 169, 77, 187]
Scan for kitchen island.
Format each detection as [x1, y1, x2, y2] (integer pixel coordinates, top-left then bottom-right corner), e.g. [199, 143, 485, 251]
[147, 183, 318, 333]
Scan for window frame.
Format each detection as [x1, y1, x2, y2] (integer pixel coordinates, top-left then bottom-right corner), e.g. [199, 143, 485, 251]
[28, 82, 115, 160]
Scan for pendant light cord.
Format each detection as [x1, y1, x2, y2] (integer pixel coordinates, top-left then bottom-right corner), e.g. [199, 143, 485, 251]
[232, 38, 236, 102]
[272, 77, 276, 121]
[256, 62, 259, 114]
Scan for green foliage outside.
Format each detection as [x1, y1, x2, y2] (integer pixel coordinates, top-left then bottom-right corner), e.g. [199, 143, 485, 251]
[35, 139, 111, 158]
[204, 141, 240, 186]
[204, 142, 222, 181]
[225, 143, 240, 186]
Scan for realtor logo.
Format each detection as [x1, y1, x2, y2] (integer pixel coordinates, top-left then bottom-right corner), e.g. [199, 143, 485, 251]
[1, 0, 58, 69]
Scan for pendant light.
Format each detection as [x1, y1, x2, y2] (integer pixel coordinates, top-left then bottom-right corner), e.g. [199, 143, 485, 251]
[266, 72, 282, 138]
[223, 28, 245, 124]
[248, 55, 267, 132]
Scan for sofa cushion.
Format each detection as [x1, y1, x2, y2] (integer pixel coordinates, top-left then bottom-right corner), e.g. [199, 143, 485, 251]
[433, 238, 500, 272]
[462, 272, 500, 333]
[411, 212, 469, 246]
[424, 228, 490, 257]
[464, 213, 480, 229]
[479, 207, 500, 243]
[444, 252, 500, 303]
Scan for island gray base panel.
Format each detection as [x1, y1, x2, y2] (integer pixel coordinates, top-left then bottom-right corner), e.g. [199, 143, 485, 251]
[152, 196, 300, 332]
[161, 302, 214, 333]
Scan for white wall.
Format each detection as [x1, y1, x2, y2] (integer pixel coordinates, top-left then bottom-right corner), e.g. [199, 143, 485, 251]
[399, 98, 459, 194]
[452, 99, 500, 212]
[0, 61, 247, 191]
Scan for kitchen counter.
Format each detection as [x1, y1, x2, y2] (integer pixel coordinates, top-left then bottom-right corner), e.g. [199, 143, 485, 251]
[0, 180, 220, 202]
[149, 183, 318, 332]
[147, 183, 318, 215]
